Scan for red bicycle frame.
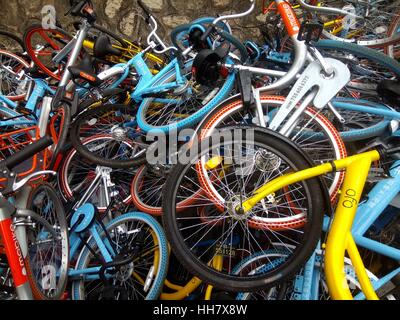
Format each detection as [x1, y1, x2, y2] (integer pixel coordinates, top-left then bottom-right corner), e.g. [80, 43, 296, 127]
[0, 197, 33, 299]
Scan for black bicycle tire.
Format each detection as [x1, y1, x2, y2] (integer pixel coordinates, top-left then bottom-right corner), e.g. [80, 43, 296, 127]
[24, 182, 69, 300]
[0, 30, 25, 52]
[162, 127, 325, 292]
[70, 104, 147, 168]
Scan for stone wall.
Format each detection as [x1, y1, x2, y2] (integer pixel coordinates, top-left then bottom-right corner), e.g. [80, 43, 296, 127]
[0, 0, 267, 43]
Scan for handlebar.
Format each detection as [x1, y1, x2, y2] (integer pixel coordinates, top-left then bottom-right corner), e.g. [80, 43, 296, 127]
[296, 0, 362, 19]
[213, 0, 255, 26]
[201, 0, 255, 43]
[137, 0, 178, 54]
[1, 136, 53, 171]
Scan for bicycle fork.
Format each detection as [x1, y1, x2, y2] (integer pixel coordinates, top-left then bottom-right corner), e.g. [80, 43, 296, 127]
[0, 196, 33, 300]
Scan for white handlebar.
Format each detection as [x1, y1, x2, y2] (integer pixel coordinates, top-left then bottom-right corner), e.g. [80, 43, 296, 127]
[146, 16, 178, 54]
[212, 0, 255, 26]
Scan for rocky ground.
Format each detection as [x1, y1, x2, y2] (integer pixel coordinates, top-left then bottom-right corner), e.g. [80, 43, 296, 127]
[0, 0, 267, 43]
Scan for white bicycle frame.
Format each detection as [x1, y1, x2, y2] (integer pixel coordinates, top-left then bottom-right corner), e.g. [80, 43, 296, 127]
[205, 0, 349, 134]
[296, 0, 400, 47]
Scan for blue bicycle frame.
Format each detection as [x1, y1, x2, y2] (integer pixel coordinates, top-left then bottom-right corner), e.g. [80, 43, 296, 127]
[0, 79, 55, 127]
[292, 159, 400, 300]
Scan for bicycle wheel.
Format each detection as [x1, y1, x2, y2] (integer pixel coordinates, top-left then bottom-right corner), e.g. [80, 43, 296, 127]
[136, 60, 236, 134]
[314, 40, 400, 97]
[328, 97, 393, 142]
[318, 0, 400, 49]
[386, 15, 400, 59]
[163, 127, 325, 292]
[0, 30, 25, 52]
[23, 24, 73, 80]
[233, 249, 289, 300]
[22, 182, 69, 300]
[236, 256, 397, 300]
[130, 164, 169, 216]
[195, 94, 346, 201]
[70, 104, 147, 169]
[71, 212, 169, 300]
[279, 38, 400, 95]
[0, 49, 30, 101]
[130, 164, 200, 216]
[58, 139, 135, 211]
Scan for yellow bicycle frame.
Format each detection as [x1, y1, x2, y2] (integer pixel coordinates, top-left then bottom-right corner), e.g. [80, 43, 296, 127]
[238, 150, 381, 300]
[160, 255, 223, 300]
[82, 38, 164, 72]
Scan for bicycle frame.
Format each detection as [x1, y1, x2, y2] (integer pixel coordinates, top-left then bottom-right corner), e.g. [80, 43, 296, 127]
[67, 207, 119, 280]
[52, 12, 188, 110]
[0, 79, 55, 129]
[97, 51, 186, 102]
[0, 196, 33, 299]
[296, 0, 400, 47]
[68, 165, 119, 214]
[288, 165, 400, 301]
[220, 0, 352, 140]
[66, 203, 161, 293]
[238, 149, 383, 299]
[225, 0, 308, 94]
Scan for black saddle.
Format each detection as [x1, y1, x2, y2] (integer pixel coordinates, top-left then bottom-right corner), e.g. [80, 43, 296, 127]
[93, 34, 122, 58]
[377, 80, 400, 108]
[68, 55, 101, 86]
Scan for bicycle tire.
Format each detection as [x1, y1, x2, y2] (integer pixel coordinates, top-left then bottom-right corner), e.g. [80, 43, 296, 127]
[314, 39, 400, 79]
[163, 127, 325, 292]
[23, 24, 73, 80]
[58, 137, 135, 210]
[0, 30, 25, 52]
[71, 212, 169, 300]
[136, 61, 236, 134]
[23, 182, 69, 300]
[70, 104, 147, 169]
[195, 94, 347, 201]
[0, 49, 30, 101]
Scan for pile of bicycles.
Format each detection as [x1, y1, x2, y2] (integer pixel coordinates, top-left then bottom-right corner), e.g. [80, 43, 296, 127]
[0, 0, 400, 300]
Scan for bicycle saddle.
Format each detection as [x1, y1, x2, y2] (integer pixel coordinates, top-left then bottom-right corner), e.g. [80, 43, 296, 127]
[68, 55, 101, 86]
[377, 80, 400, 108]
[93, 34, 122, 58]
